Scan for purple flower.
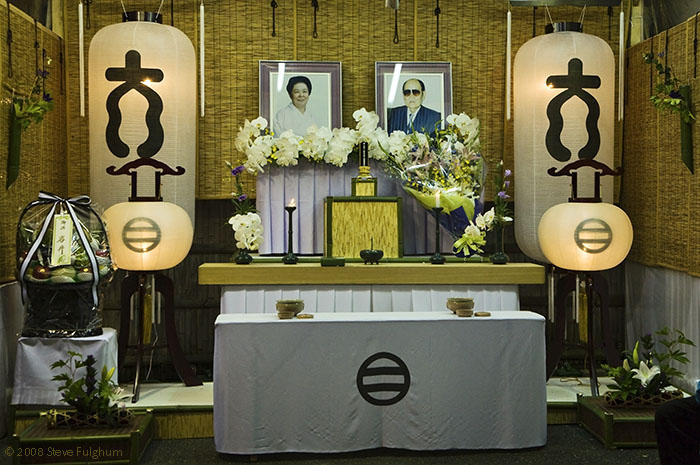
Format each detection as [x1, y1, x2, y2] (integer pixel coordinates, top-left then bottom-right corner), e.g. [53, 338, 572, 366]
[504, 169, 511, 177]
[657, 51, 665, 58]
[36, 69, 49, 78]
[237, 194, 248, 202]
[504, 180, 510, 189]
[42, 93, 53, 103]
[669, 90, 682, 99]
[231, 165, 245, 176]
[497, 191, 510, 199]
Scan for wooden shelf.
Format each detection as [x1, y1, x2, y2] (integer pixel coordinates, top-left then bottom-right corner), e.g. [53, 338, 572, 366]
[198, 262, 545, 285]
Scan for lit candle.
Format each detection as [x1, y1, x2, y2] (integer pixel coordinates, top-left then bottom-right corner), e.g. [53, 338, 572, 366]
[434, 191, 440, 208]
[287, 198, 296, 208]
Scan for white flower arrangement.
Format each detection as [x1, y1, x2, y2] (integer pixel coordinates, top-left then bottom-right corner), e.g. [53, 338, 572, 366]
[453, 208, 496, 255]
[228, 212, 264, 251]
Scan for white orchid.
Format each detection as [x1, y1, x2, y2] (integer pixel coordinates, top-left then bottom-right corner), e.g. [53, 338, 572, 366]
[274, 130, 302, 166]
[228, 212, 264, 251]
[632, 361, 661, 387]
[301, 125, 332, 162]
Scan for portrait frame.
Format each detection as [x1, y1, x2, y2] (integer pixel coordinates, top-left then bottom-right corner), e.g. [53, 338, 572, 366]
[259, 60, 342, 136]
[375, 61, 452, 133]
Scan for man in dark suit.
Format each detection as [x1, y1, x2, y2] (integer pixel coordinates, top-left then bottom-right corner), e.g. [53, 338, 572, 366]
[387, 78, 442, 135]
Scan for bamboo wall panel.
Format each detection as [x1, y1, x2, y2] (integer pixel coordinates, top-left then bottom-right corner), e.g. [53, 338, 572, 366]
[621, 17, 700, 276]
[0, 4, 67, 283]
[62, 0, 620, 202]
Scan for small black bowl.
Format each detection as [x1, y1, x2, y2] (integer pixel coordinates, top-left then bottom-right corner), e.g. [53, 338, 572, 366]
[359, 249, 384, 265]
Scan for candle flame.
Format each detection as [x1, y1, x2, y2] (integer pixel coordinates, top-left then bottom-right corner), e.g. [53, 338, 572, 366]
[288, 198, 296, 207]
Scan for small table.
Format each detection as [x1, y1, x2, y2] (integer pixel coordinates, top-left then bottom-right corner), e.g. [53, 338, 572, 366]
[214, 311, 546, 454]
[12, 328, 118, 405]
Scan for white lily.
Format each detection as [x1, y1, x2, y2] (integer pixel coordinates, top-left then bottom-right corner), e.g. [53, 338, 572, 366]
[631, 361, 660, 387]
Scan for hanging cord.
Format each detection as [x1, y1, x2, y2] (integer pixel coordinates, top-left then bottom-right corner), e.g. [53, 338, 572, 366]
[271, 0, 278, 37]
[607, 6, 612, 41]
[6, 0, 12, 78]
[545, 5, 553, 26]
[170, 0, 174, 26]
[33, 19, 38, 73]
[155, 0, 165, 17]
[59, 39, 63, 94]
[694, 12, 698, 79]
[578, 5, 586, 29]
[312, 0, 318, 38]
[41, 47, 46, 96]
[393, 9, 399, 43]
[434, 0, 440, 48]
[84, 0, 92, 29]
[119, 0, 127, 16]
[649, 36, 654, 96]
[532, 6, 537, 37]
[664, 29, 668, 71]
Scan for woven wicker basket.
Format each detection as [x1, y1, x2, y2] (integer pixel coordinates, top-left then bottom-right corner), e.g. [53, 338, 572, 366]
[45, 408, 134, 429]
[604, 389, 684, 408]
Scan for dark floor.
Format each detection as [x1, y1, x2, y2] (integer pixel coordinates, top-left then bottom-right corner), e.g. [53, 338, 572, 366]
[1, 424, 658, 465]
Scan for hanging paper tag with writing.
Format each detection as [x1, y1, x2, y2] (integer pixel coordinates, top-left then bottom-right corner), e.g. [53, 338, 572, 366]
[50, 214, 73, 266]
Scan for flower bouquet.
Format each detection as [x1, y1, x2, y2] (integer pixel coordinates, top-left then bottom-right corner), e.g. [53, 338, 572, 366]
[381, 112, 485, 254]
[225, 162, 263, 264]
[603, 327, 695, 407]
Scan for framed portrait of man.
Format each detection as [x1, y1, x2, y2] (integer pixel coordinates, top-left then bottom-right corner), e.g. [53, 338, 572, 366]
[259, 61, 342, 137]
[375, 62, 452, 135]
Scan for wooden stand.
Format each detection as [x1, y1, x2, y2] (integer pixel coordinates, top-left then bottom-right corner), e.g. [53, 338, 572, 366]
[10, 411, 154, 465]
[577, 395, 658, 449]
[118, 272, 202, 403]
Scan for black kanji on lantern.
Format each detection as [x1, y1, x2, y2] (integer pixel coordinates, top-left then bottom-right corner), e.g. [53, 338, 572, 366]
[105, 50, 164, 159]
[545, 58, 601, 162]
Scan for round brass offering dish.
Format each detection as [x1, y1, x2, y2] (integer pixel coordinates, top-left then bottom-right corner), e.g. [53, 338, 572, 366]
[276, 299, 305, 316]
[446, 297, 474, 313]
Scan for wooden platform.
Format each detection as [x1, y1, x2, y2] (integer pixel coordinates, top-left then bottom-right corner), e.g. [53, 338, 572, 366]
[198, 261, 545, 285]
[577, 395, 658, 449]
[10, 411, 154, 465]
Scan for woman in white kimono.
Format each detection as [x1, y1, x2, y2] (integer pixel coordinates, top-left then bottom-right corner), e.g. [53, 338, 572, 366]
[274, 76, 318, 136]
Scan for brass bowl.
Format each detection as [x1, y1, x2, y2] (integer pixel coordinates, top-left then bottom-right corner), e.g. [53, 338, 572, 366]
[446, 297, 474, 313]
[276, 299, 305, 315]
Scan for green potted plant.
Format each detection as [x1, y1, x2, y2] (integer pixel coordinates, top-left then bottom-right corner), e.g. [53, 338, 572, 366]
[603, 327, 696, 407]
[48, 351, 132, 428]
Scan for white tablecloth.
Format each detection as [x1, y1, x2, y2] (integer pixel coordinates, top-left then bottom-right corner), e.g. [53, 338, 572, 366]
[12, 328, 118, 405]
[221, 284, 519, 314]
[214, 311, 546, 454]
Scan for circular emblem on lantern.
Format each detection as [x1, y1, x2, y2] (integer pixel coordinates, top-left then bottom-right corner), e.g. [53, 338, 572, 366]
[122, 217, 162, 252]
[356, 352, 410, 406]
[574, 218, 612, 254]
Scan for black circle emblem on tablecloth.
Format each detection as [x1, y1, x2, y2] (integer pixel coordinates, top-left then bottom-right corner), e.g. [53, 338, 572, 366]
[356, 352, 410, 406]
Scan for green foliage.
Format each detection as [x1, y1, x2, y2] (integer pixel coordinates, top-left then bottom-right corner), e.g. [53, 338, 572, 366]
[492, 160, 513, 228]
[603, 327, 695, 401]
[50, 351, 124, 426]
[12, 74, 54, 131]
[643, 52, 695, 124]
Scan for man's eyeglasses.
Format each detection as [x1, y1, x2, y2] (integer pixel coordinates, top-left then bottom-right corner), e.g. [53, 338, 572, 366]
[403, 89, 422, 96]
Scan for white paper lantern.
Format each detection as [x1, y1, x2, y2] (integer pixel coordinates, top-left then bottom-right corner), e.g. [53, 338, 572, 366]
[89, 14, 196, 222]
[103, 201, 193, 271]
[514, 23, 615, 263]
[538, 202, 632, 271]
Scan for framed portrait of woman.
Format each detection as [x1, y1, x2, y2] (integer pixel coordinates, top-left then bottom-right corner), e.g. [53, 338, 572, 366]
[259, 61, 342, 137]
[375, 62, 452, 135]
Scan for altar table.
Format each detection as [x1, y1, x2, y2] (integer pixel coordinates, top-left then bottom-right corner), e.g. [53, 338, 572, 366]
[213, 311, 547, 454]
[200, 262, 545, 314]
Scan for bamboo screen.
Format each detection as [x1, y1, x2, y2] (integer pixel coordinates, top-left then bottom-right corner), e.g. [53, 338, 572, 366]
[621, 17, 700, 277]
[0, 4, 67, 283]
[62, 0, 621, 200]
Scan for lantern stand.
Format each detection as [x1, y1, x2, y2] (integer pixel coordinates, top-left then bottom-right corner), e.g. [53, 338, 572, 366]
[108, 158, 202, 403]
[543, 159, 623, 396]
